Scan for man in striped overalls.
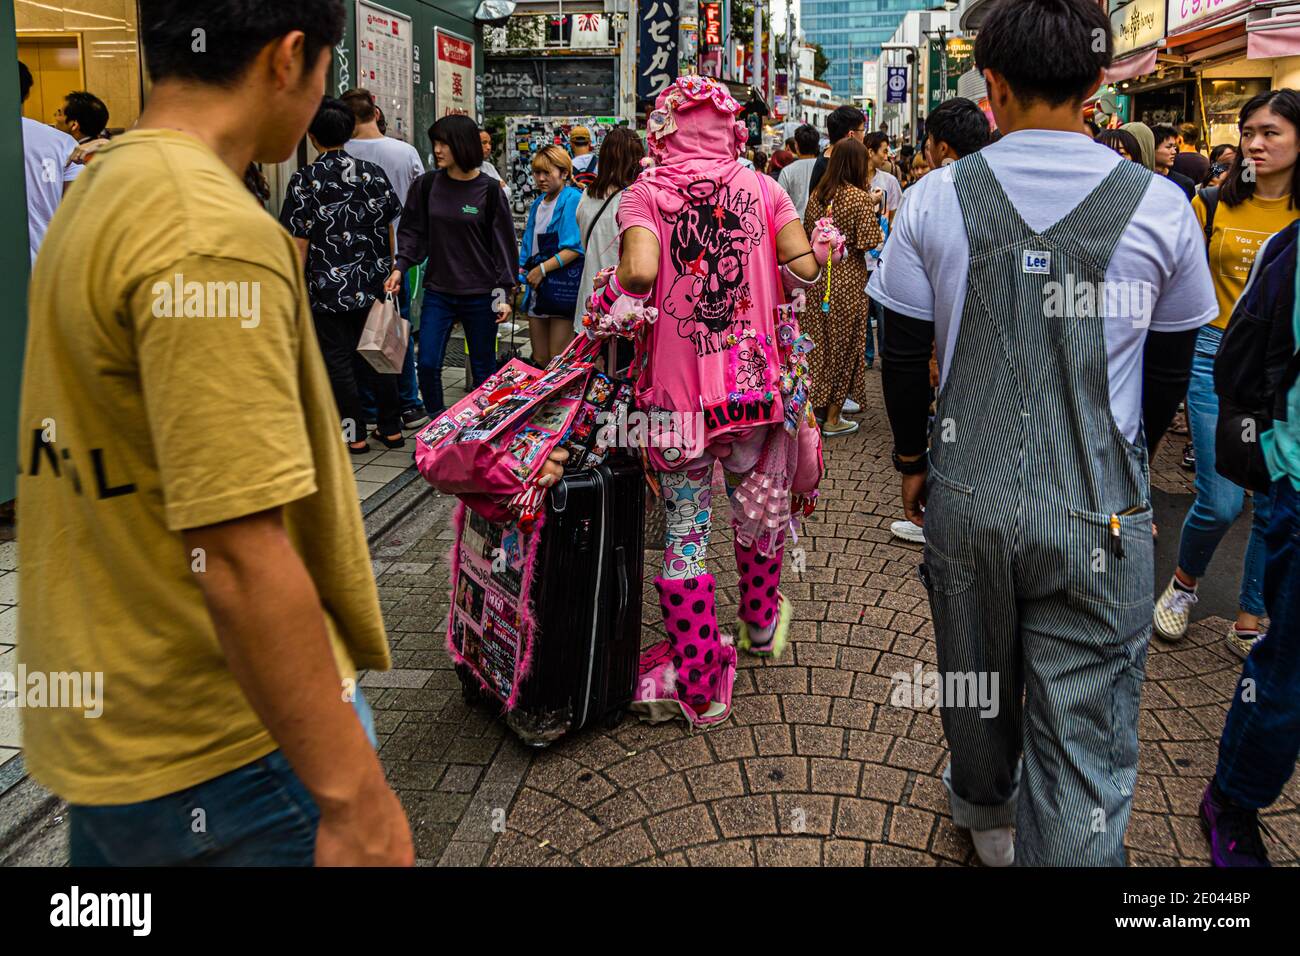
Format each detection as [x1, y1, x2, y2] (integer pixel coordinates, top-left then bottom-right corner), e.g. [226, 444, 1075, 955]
[870, 0, 1216, 865]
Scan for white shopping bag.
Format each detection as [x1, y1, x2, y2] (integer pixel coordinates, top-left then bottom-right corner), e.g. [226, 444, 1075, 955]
[357, 293, 408, 374]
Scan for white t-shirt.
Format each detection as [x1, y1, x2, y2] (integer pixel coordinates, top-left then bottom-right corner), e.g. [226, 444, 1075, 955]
[866, 129, 1217, 443]
[777, 157, 817, 221]
[872, 168, 902, 215]
[572, 152, 597, 173]
[23, 118, 82, 264]
[573, 188, 623, 331]
[480, 160, 513, 203]
[864, 169, 903, 273]
[345, 135, 424, 228]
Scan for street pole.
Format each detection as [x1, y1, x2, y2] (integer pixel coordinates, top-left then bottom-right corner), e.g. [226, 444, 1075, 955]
[939, 25, 948, 110]
[787, 3, 798, 130]
[752, 0, 761, 94]
[767, 2, 775, 109]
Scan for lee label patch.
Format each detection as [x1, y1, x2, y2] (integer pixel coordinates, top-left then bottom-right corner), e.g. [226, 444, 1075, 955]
[1023, 250, 1051, 274]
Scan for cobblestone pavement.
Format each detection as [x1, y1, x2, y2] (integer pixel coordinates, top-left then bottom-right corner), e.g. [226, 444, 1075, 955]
[367, 374, 1300, 867]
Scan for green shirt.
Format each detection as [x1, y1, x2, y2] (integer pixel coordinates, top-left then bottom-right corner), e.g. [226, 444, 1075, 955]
[1262, 233, 1300, 490]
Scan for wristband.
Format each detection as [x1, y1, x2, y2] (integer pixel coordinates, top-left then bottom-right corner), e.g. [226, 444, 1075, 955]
[892, 449, 929, 475]
[540, 261, 548, 277]
[609, 273, 651, 300]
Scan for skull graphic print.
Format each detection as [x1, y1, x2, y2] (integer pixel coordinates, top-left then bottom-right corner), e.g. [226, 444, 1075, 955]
[662, 182, 764, 355]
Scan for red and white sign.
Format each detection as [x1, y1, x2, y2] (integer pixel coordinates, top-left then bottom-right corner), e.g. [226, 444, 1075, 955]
[703, 3, 722, 46]
[357, 2, 414, 141]
[436, 28, 475, 118]
[570, 12, 610, 49]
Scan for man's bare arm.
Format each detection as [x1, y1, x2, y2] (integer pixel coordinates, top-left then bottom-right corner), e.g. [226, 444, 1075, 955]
[776, 220, 821, 280]
[184, 508, 413, 866]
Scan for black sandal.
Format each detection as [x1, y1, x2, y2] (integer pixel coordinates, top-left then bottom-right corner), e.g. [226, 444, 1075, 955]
[370, 431, 406, 449]
[347, 441, 371, 455]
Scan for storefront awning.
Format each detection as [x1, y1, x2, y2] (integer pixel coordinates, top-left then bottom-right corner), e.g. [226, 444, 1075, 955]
[1104, 48, 1158, 83]
[1247, 12, 1300, 59]
[1163, 13, 1250, 50]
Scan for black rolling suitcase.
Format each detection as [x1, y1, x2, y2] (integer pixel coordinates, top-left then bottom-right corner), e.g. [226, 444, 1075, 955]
[451, 458, 645, 746]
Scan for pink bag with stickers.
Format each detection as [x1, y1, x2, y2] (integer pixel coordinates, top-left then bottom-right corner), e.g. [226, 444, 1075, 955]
[414, 334, 635, 526]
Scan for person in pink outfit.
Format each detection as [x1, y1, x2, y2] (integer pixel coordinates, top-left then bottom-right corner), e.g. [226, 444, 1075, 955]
[577, 76, 838, 727]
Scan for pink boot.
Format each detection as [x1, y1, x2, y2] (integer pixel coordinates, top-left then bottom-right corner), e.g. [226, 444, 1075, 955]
[630, 575, 735, 727]
[735, 541, 792, 658]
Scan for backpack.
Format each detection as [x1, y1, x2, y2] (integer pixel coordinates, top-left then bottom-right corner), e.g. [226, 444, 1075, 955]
[571, 153, 599, 191]
[1214, 220, 1300, 492]
[1197, 185, 1219, 249]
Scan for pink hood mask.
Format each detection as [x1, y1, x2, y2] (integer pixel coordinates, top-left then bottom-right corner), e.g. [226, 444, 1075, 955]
[639, 76, 751, 215]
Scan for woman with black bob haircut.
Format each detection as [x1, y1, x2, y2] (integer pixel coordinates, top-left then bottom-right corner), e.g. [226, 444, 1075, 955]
[387, 114, 519, 420]
[427, 114, 484, 173]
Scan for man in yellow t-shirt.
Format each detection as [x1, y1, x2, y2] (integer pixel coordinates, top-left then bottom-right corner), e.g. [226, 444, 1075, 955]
[16, 0, 412, 866]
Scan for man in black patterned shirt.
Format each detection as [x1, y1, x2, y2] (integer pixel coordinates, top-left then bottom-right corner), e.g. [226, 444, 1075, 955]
[281, 96, 403, 452]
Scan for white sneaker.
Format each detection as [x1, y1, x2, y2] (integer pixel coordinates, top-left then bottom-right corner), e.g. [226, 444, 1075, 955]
[1153, 578, 1198, 641]
[890, 519, 925, 544]
[1225, 622, 1265, 660]
[842, 398, 861, 414]
[971, 826, 1015, 867]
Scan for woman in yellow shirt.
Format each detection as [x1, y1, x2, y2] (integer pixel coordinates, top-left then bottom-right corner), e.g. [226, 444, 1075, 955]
[1154, 89, 1300, 659]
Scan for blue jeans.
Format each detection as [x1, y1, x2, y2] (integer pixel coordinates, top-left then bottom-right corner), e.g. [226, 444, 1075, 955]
[68, 692, 377, 866]
[360, 276, 421, 418]
[1176, 325, 1272, 616]
[418, 290, 498, 417]
[1215, 479, 1300, 808]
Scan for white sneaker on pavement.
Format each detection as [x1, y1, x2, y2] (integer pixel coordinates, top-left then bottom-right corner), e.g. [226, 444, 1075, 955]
[842, 398, 861, 414]
[1225, 622, 1265, 660]
[971, 826, 1015, 867]
[890, 519, 925, 544]
[1153, 578, 1198, 641]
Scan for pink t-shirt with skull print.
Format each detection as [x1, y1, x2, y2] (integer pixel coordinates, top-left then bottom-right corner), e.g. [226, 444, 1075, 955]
[618, 167, 799, 466]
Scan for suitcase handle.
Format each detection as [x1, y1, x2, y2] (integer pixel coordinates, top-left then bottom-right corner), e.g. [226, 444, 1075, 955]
[613, 544, 629, 640]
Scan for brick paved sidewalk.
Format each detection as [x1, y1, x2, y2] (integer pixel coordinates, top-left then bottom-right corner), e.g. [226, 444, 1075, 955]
[367, 375, 1300, 867]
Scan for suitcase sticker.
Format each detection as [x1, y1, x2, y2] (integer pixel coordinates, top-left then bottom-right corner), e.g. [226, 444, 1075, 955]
[447, 505, 541, 709]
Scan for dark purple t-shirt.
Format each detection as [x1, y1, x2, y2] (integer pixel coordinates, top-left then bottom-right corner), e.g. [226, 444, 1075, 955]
[395, 170, 518, 296]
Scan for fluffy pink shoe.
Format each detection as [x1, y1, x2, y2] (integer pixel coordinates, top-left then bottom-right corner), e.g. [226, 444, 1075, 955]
[630, 575, 736, 727]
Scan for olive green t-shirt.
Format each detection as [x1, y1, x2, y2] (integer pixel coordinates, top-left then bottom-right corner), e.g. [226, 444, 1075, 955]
[17, 129, 391, 805]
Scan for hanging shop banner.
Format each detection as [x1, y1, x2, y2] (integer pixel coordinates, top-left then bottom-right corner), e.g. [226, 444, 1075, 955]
[1167, 0, 1251, 36]
[927, 35, 973, 110]
[570, 12, 610, 49]
[435, 27, 475, 118]
[886, 66, 908, 104]
[703, 3, 723, 46]
[638, 0, 680, 106]
[357, 1, 414, 142]
[1111, 0, 1165, 57]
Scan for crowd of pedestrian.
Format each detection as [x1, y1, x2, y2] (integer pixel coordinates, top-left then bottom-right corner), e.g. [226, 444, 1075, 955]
[12, 0, 1300, 871]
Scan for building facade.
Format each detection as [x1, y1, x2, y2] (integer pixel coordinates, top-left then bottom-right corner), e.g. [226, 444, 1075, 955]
[801, 0, 922, 100]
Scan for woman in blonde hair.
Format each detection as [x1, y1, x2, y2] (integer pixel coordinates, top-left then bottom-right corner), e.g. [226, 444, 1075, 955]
[519, 144, 586, 364]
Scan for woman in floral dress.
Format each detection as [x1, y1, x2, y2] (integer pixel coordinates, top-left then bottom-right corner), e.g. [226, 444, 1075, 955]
[803, 138, 882, 437]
